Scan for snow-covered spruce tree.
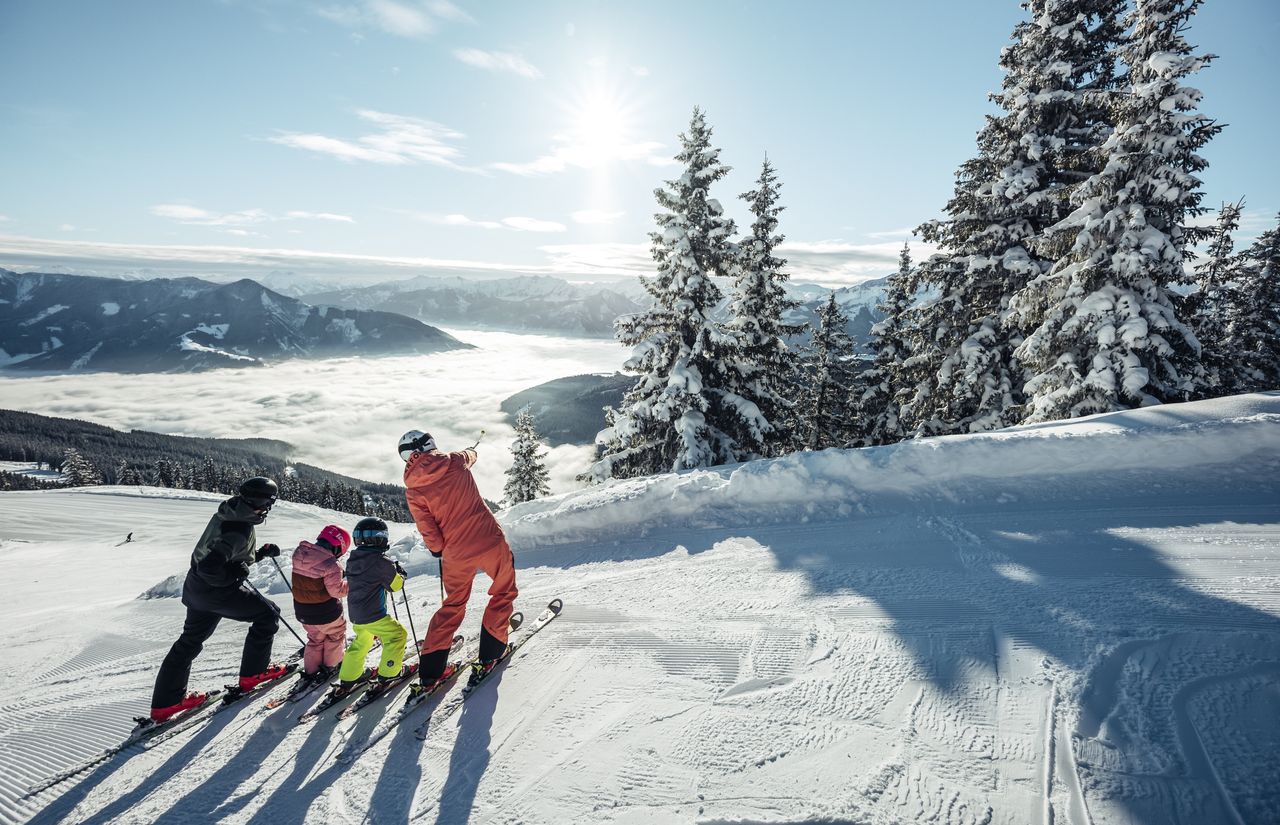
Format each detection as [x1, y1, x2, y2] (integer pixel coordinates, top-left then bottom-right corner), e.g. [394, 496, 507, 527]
[61, 447, 101, 487]
[799, 294, 859, 450]
[588, 107, 745, 481]
[504, 407, 551, 506]
[853, 242, 915, 446]
[1223, 214, 1280, 391]
[1015, 0, 1223, 421]
[903, 0, 1127, 436]
[721, 156, 803, 457]
[1188, 199, 1245, 396]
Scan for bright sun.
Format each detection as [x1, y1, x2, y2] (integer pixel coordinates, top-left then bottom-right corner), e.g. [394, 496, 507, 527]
[563, 85, 638, 168]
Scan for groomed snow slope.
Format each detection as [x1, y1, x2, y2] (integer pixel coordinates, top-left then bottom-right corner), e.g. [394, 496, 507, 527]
[1, 392, 1278, 824]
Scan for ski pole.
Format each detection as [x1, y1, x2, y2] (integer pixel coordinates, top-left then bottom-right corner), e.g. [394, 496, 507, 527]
[246, 579, 307, 649]
[468, 429, 486, 450]
[401, 588, 421, 655]
[270, 556, 293, 593]
[439, 557, 445, 605]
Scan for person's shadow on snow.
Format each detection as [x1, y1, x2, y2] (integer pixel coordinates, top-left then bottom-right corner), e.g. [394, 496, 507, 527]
[431, 674, 501, 825]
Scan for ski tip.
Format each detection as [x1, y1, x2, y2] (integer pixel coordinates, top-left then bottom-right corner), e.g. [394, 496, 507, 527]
[548, 597, 563, 614]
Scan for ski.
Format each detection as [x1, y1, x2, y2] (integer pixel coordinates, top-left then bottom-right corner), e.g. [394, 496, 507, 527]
[297, 667, 379, 723]
[413, 598, 562, 741]
[265, 668, 333, 709]
[23, 690, 225, 796]
[338, 610, 531, 763]
[336, 633, 461, 720]
[336, 663, 419, 719]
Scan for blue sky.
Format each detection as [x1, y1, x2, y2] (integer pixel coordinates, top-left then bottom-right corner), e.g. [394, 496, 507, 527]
[1, 0, 1277, 286]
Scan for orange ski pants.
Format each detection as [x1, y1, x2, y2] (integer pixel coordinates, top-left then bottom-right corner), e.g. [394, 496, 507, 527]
[422, 540, 518, 654]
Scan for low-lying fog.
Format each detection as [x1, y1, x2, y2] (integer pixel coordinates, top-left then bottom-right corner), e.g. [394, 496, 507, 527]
[0, 329, 625, 501]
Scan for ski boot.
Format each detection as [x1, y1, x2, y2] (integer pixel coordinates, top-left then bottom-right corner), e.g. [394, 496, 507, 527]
[148, 691, 211, 724]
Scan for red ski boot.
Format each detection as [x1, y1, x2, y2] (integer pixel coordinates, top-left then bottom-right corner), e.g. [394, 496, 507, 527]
[238, 663, 291, 692]
[150, 692, 211, 724]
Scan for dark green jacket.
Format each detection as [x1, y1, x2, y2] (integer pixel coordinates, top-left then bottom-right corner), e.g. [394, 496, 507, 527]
[189, 497, 262, 588]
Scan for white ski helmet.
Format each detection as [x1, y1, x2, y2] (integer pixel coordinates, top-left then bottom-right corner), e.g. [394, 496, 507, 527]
[398, 429, 436, 461]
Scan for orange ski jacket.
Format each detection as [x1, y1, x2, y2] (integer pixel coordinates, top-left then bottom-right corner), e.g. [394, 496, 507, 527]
[404, 448, 505, 557]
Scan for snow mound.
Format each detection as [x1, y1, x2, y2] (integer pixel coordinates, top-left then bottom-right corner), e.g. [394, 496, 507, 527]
[503, 392, 1280, 547]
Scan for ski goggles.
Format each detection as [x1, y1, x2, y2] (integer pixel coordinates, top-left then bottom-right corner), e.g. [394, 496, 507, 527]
[354, 527, 389, 544]
[244, 495, 277, 512]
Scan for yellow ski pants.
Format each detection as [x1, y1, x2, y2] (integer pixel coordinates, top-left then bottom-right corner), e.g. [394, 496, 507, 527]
[338, 615, 406, 682]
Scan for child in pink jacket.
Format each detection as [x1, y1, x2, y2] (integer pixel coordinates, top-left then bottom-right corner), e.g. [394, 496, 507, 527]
[290, 525, 352, 679]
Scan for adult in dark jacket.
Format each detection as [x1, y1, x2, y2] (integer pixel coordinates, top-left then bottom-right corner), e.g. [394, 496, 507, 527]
[148, 477, 289, 722]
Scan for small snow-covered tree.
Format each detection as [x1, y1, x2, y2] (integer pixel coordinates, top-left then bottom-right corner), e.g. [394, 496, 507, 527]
[1225, 214, 1280, 392]
[853, 243, 915, 446]
[1188, 200, 1245, 396]
[504, 408, 551, 506]
[61, 447, 101, 487]
[721, 156, 803, 457]
[799, 294, 859, 450]
[1015, 0, 1222, 421]
[589, 107, 742, 481]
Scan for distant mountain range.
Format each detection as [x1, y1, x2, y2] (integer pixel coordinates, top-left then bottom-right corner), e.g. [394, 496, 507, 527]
[301, 272, 891, 344]
[302, 275, 645, 338]
[0, 269, 470, 372]
[502, 373, 635, 447]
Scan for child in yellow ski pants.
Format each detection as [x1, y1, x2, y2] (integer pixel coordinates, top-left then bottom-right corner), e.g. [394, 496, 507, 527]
[338, 615, 407, 682]
[338, 517, 410, 684]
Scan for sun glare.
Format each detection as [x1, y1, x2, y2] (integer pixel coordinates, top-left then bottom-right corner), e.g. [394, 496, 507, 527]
[561, 83, 642, 170]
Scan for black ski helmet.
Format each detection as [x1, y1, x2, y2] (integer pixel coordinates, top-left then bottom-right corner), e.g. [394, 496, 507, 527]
[353, 516, 390, 549]
[239, 476, 278, 507]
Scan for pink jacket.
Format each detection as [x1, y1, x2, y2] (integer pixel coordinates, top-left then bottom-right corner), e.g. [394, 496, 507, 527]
[291, 540, 349, 601]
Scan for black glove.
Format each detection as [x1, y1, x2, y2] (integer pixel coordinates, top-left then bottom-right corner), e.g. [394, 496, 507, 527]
[428, 547, 443, 559]
[255, 543, 281, 561]
[229, 560, 251, 582]
[394, 561, 407, 578]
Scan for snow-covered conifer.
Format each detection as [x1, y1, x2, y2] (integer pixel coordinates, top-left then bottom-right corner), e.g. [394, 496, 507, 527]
[61, 447, 101, 487]
[799, 294, 858, 450]
[905, 0, 1127, 435]
[504, 407, 551, 506]
[854, 243, 915, 446]
[589, 108, 744, 481]
[1015, 0, 1222, 421]
[1189, 200, 1245, 395]
[721, 156, 803, 457]
[1222, 213, 1280, 392]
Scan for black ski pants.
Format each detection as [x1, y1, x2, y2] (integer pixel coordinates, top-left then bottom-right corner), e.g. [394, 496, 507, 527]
[151, 573, 279, 708]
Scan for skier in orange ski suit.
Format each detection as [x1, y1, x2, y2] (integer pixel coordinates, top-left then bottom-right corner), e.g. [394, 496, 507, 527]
[401, 430, 518, 685]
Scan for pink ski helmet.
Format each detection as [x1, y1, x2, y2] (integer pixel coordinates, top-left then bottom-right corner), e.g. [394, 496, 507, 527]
[317, 524, 352, 556]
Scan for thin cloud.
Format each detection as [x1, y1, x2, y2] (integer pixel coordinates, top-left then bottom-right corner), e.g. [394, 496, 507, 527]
[453, 48, 543, 79]
[152, 204, 356, 227]
[420, 213, 503, 230]
[779, 239, 936, 284]
[572, 209, 625, 225]
[865, 226, 916, 240]
[502, 216, 566, 233]
[493, 139, 673, 177]
[631, 66, 650, 77]
[0, 215, 10, 222]
[270, 110, 468, 169]
[427, 0, 474, 24]
[285, 211, 356, 223]
[411, 213, 566, 232]
[59, 224, 77, 232]
[318, 0, 440, 39]
[538, 242, 651, 277]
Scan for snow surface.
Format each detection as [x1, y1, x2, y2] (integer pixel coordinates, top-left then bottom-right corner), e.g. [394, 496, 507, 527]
[2, 393, 1278, 824]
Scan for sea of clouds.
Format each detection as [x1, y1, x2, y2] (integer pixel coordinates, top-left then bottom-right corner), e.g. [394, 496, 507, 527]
[0, 329, 624, 501]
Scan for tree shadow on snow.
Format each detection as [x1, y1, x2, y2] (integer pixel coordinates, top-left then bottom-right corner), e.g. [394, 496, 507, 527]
[513, 465, 1280, 824]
